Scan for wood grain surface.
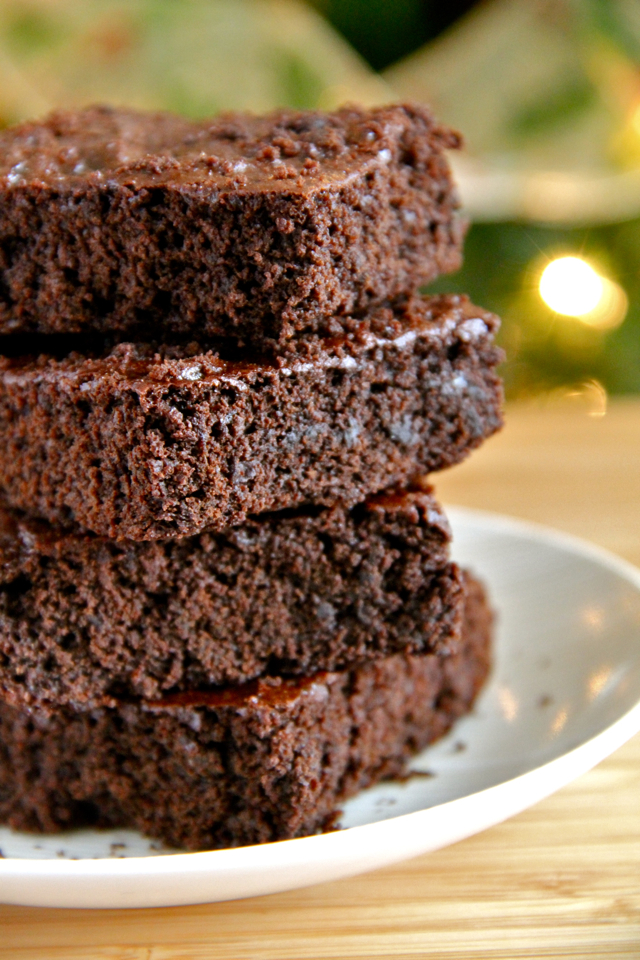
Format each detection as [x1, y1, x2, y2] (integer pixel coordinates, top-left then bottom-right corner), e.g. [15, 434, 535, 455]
[2, 398, 640, 959]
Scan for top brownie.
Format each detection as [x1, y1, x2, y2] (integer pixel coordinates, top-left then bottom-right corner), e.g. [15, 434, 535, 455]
[0, 103, 463, 350]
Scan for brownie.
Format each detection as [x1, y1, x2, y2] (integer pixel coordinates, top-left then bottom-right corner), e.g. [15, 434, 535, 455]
[0, 483, 465, 708]
[0, 103, 464, 350]
[0, 294, 503, 540]
[0, 572, 492, 851]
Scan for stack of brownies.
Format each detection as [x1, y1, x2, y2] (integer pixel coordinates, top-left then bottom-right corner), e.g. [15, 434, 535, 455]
[0, 103, 502, 850]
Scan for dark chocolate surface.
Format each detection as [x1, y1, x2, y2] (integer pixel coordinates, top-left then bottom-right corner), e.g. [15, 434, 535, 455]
[0, 103, 464, 349]
[0, 572, 492, 851]
[0, 484, 464, 707]
[0, 294, 503, 540]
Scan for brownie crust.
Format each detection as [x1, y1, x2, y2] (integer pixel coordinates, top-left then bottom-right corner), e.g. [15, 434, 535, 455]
[0, 573, 492, 851]
[0, 484, 465, 707]
[0, 104, 464, 350]
[0, 295, 503, 540]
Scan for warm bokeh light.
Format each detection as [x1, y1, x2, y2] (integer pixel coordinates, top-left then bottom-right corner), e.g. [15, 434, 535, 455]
[583, 277, 629, 330]
[539, 256, 628, 331]
[543, 379, 608, 418]
[539, 256, 603, 316]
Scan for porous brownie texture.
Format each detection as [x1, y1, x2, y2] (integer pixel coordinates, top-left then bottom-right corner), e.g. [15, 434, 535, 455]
[0, 294, 503, 540]
[0, 103, 464, 350]
[0, 484, 464, 708]
[0, 573, 492, 851]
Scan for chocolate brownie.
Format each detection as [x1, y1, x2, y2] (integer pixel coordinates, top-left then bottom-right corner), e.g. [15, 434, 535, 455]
[0, 103, 464, 350]
[0, 294, 503, 540]
[0, 484, 464, 708]
[0, 572, 492, 851]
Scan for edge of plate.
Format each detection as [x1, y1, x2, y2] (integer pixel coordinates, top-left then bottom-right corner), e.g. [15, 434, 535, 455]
[445, 505, 640, 592]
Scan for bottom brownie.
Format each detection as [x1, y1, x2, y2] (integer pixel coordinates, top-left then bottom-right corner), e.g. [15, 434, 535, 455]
[0, 573, 492, 852]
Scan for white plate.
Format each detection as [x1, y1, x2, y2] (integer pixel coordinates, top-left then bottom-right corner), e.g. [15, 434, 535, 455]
[2, 508, 640, 909]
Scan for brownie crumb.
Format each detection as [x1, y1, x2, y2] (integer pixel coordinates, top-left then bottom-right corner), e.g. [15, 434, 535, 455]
[0, 484, 464, 708]
[0, 572, 492, 851]
[0, 103, 464, 350]
[0, 294, 503, 540]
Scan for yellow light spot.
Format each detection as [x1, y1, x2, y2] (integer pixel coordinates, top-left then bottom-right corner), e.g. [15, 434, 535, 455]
[581, 278, 628, 331]
[539, 256, 627, 331]
[540, 257, 603, 316]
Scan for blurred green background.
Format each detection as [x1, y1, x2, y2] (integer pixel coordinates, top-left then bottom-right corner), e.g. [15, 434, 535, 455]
[1, 0, 639, 401]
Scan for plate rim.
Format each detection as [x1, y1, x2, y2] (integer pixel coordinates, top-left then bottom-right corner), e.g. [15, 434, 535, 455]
[2, 507, 640, 900]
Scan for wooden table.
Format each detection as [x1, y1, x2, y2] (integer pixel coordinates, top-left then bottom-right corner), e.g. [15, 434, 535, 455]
[3, 398, 640, 959]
